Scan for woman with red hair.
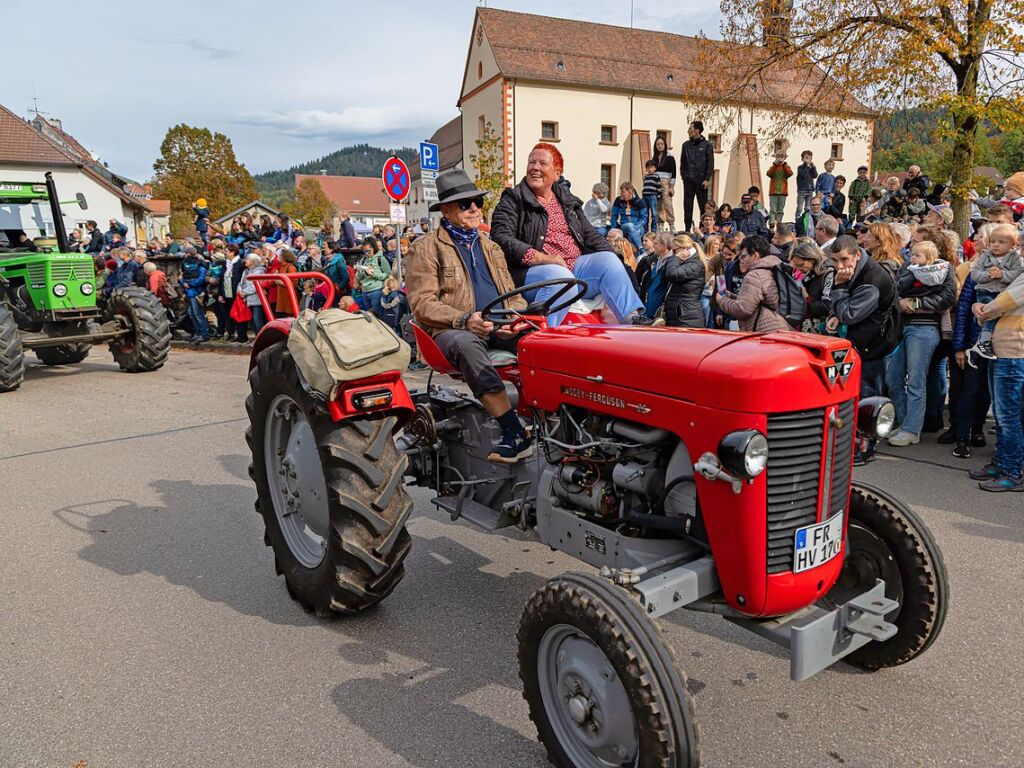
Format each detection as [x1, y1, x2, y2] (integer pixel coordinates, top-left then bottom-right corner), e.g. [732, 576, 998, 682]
[490, 143, 655, 326]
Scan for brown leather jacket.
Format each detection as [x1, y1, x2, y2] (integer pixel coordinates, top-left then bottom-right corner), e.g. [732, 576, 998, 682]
[407, 226, 525, 335]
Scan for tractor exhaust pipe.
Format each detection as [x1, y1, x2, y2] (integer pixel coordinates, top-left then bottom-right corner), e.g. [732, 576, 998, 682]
[45, 172, 70, 254]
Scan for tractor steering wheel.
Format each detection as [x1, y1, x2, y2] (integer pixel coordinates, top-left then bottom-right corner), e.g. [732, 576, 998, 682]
[479, 278, 589, 330]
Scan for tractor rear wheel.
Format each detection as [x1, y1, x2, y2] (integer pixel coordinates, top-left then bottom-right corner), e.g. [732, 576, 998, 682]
[0, 304, 25, 392]
[519, 572, 701, 768]
[246, 340, 412, 615]
[34, 343, 91, 366]
[824, 482, 948, 671]
[104, 287, 171, 372]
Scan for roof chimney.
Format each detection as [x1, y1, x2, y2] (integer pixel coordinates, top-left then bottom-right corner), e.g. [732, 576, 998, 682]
[762, 0, 794, 50]
[51, 117, 63, 132]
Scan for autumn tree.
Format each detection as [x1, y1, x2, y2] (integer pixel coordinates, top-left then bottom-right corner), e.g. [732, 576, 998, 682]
[704, 0, 1024, 237]
[470, 121, 505, 221]
[151, 124, 257, 236]
[291, 178, 337, 229]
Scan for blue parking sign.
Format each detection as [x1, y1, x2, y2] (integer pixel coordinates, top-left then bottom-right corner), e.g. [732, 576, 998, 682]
[420, 142, 439, 172]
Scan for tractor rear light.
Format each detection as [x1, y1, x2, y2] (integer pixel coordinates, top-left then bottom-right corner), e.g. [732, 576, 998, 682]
[857, 397, 895, 439]
[351, 389, 393, 411]
[52, 283, 68, 297]
[718, 430, 768, 480]
[81, 282, 94, 295]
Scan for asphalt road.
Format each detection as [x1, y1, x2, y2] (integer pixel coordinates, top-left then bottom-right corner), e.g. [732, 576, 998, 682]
[1, 348, 1020, 768]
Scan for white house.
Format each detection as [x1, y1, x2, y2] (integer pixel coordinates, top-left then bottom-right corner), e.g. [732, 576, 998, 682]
[458, 9, 876, 225]
[408, 116, 463, 226]
[0, 104, 150, 243]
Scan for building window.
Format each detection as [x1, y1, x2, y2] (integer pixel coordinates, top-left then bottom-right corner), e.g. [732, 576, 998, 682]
[831, 142, 844, 160]
[541, 121, 559, 141]
[708, 133, 722, 153]
[655, 130, 672, 150]
[477, 62, 483, 80]
[600, 164, 615, 191]
[478, 115, 485, 139]
[600, 125, 617, 144]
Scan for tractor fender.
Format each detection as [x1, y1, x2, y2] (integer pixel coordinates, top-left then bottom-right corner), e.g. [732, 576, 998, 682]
[250, 319, 413, 428]
[249, 318, 293, 370]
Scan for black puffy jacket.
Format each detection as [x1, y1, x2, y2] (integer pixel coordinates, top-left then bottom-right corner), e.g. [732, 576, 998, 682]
[490, 179, 610, 284]
[662, 252, 706, 328]
[680, 136, 714, 183]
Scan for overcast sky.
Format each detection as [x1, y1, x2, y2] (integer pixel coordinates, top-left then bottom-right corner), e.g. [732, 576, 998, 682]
[3, 0, 721, 182]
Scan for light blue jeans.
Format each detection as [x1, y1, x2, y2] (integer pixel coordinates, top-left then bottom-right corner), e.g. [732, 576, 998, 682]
[525, 251, 644, 326]
[991, 357, 1024, 478]
[885, 324, 940, 435]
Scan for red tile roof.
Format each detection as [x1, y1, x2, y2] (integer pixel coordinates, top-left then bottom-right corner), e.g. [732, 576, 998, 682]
[0, 104, 77, 166]
[0, 104, 148, 210]
[474, 8, 873, 117]
[295, 174, 390, 214]
[146, 199, 171, 216]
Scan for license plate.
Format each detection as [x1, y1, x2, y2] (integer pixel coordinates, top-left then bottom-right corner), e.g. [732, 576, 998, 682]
[793, 514, 844, 573]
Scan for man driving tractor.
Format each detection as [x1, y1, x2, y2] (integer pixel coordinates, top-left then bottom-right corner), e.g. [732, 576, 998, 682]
[407, 169, 532, 464]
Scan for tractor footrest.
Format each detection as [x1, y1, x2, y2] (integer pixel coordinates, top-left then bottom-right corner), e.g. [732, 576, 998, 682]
[431, 496, 514, 531]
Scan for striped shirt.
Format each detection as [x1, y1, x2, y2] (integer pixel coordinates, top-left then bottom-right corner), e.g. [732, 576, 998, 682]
[642, 173, 662, 198]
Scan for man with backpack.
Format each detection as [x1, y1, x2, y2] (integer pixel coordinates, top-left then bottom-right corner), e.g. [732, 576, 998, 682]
[715, 235, 794, 332]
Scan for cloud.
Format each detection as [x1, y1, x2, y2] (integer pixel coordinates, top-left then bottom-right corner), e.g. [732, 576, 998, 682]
[234, 106, 453, 143]
[172, 37, 237, 60]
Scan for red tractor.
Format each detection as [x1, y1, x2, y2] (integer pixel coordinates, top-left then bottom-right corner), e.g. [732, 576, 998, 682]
[245, 274, 947, 768]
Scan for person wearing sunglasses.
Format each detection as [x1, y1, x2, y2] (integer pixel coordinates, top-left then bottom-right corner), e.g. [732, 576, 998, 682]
[490, 142, 658, 326]
[406, 169, 532, 464]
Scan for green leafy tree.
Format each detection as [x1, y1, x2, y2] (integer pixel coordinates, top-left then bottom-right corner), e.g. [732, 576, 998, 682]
[292, 178, 337, 229]
[152, 124, 257, 236]
[469, 121, 505, 221]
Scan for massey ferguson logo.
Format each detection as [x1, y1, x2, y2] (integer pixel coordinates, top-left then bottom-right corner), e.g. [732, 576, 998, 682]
[825, 349, 855, 389]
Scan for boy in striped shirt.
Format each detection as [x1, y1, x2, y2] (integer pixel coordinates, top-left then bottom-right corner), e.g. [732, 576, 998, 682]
[642, 160, 662, 233]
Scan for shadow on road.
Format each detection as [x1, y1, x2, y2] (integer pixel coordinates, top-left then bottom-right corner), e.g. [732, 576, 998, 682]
[54, 468, 312, 627]
[327, 535, 550, 767]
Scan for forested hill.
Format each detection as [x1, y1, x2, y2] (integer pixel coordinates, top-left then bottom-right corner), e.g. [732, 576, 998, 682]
[254, 143, 417, 196]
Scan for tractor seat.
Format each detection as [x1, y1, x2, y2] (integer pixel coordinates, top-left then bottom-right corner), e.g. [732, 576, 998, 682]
[411, 321, 518, 375]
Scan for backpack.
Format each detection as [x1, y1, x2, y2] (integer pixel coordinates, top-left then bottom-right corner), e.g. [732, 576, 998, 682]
[772, 262, 807, 329]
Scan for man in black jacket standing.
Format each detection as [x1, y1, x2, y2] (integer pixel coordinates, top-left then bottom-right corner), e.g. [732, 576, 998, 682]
[680, 121, 714, 233]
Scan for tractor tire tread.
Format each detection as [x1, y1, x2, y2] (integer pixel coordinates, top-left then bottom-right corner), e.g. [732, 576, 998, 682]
[844, 482, 949, 670]
[518, 572, 701, 768]
[105, 287, 171, 372]
[0, 305, 25, 392]
[247, 341, 411, 617]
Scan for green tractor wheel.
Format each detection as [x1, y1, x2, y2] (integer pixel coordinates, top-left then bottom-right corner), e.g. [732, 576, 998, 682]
[0, 304, 25, 392]
[34, 343, 91, 366]
[104, 287, 171, 373]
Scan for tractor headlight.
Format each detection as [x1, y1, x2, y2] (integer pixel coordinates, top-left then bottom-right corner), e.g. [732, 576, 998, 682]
[52, 283, 68, 297]
[718, 429, 769, 479]
[858, 397, 896, 439]
[80, 282, 94, 295]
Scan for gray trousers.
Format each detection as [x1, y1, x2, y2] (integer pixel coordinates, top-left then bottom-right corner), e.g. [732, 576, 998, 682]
[434, 330, 517, 399]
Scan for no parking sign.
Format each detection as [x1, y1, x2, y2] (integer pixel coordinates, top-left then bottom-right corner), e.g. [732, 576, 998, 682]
[382, 157, 411, 203]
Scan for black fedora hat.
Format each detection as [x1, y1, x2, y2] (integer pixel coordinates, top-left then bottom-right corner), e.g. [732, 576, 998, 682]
[429, 169, 487, 212]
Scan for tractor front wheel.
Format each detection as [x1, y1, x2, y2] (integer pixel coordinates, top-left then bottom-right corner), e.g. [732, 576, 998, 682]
[246, 341, 412, 615]
[519, 572, 701, 768]
[34, 343, 91, 366]
[825, 482, 949, 671]
[0, 304, 25, 392]
[105, 287, 171, 372]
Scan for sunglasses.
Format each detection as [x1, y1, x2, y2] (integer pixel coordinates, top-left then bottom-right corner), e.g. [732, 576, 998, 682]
[456, 196, 485, 211]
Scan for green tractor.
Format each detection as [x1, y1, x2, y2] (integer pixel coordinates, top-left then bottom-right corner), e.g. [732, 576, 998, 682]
[0, 172, 171, 392]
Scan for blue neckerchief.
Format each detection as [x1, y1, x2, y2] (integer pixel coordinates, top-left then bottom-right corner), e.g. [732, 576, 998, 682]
[441, 217, 478, 248]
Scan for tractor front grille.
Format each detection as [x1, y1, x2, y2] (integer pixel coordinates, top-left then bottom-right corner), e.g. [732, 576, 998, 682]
[50, 261, 88, 282]
[765, 399, 855, 574]
[27, 264, 46, 285]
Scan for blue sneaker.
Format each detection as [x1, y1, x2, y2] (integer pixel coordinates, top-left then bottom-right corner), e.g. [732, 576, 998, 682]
[968, 463, 1001, 481]
[979, 474, 1024, 492]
